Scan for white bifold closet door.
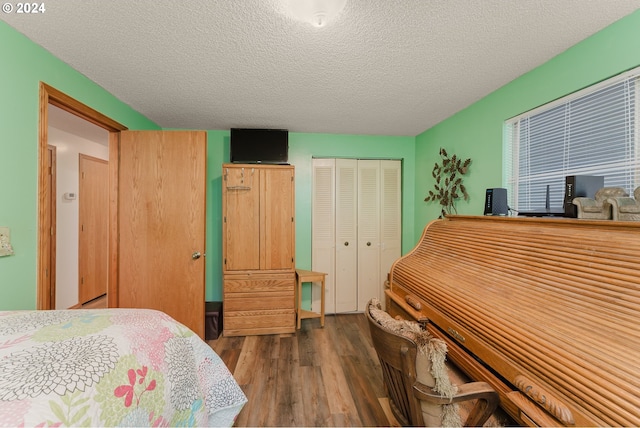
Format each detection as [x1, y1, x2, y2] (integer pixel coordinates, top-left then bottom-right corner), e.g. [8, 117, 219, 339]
[312, 158, 401, 313]
[357, 160, 381, 311]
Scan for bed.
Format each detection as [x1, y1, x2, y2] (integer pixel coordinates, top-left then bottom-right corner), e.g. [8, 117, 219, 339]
[0, 308, 247, 427]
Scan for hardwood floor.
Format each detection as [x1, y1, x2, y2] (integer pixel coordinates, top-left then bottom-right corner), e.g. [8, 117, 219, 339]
[209, 313, 514, 427]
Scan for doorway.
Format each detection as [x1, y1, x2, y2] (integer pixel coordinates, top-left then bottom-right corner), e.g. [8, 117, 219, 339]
[47, 108, 110, 308]
[38, 85, 208, 338]
[38, 83, 127, 310]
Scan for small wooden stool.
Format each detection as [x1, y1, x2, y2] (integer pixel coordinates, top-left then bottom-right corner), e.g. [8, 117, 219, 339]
[295, 269, 326, 329]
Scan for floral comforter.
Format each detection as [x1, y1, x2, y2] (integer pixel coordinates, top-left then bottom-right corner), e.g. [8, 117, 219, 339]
[0, 309, 247, 427]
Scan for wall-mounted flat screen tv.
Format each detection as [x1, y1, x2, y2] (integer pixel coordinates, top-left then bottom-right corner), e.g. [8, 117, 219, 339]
[230, 128, 289, 164]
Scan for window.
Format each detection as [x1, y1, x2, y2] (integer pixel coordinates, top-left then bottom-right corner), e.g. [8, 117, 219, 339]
[504, 67, 640, 212]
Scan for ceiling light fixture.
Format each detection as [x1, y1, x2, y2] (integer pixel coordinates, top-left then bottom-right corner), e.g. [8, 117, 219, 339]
[283, 0, 347, 28]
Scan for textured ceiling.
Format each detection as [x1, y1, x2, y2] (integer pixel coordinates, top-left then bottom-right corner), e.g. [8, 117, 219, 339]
[3, 1, 640, 136]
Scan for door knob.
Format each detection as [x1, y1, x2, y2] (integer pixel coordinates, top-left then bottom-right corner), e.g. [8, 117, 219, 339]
[192, 251, 202, 260]
[344, 241, 349, 246]
[366, 242, 372, 246]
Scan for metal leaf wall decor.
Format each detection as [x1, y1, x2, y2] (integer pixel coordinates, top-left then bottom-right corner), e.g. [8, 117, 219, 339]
[424, 148, 471, 218]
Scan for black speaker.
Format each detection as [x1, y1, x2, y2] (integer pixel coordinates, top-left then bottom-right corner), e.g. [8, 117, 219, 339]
[563, 175, 604, 217]
[484, 188, 508, 216]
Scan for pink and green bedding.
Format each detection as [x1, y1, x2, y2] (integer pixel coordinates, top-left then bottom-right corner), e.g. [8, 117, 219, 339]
[0, 309, 247, 427]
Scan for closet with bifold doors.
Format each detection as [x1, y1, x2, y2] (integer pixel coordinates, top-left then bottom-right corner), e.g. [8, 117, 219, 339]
[312, 158, 402, 314]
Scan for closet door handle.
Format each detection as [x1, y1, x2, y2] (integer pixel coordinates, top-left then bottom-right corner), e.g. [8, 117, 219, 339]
[344, 241, 349, 246]
[192, 251, 202, 260]
[366, 242, 372, 246]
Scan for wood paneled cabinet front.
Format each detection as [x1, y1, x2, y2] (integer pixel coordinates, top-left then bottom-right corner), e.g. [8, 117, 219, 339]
[222, 163, 295, 336]
[223, 272, 295, 336]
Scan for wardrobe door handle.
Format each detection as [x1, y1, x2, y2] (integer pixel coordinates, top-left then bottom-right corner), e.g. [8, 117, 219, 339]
[366, 242, 371, 246]
[344, 241, 349, 246]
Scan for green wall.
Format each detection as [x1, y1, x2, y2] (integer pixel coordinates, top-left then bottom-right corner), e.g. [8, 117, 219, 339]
[204, 131, 416, 301]
[0, 22, 160, 309]
[204, 130, 228, 302]
[415, 9, 640, 236]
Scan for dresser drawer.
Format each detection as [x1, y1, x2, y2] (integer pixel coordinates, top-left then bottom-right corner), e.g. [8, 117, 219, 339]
[224, 292, 294, 311]
[224, 273, 295, 293]
[223, 309, 295, 336]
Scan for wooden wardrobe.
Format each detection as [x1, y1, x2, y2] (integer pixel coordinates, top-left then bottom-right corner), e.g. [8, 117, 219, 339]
[222, 163, 296, 336]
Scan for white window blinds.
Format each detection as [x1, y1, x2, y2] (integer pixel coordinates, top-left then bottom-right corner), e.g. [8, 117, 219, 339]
[504, 68, 640, 212]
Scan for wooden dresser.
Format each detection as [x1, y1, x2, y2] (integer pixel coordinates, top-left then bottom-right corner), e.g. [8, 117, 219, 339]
[222, 164, 296, 336]
[386, 215, 640, 426]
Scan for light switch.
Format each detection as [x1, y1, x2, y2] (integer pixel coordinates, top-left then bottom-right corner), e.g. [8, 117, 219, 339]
[0, 227, 14, 256]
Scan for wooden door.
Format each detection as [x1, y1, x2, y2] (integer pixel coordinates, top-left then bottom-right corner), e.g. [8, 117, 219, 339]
[118, 131, 206, 338]
[261, 166, 295, 270]
[78, 154, 108, 304]
[223, 166, 260, 271]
